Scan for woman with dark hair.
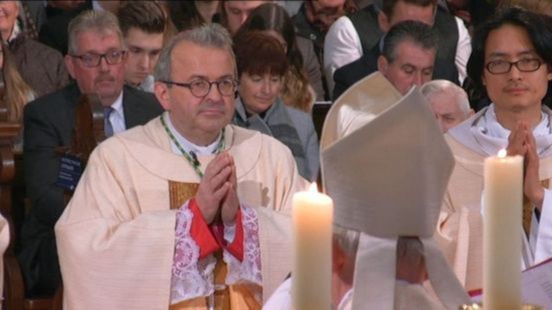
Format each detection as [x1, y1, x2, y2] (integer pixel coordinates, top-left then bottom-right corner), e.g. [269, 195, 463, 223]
[233, 31, 319, 181]
[236, 3, 325, 111]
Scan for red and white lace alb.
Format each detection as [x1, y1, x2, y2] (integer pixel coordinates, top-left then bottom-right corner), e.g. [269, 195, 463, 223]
[170, 202, 262, 304]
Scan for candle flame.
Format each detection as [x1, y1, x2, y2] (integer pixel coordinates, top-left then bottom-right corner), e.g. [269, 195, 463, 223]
[309, 183, 318, 193]
[498, 149, 507, 158]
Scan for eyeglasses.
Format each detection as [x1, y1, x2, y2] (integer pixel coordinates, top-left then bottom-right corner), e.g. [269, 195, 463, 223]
[71, 50, 127, 68]
[160, 78, 238, 98]
[485, 58, 542, 74]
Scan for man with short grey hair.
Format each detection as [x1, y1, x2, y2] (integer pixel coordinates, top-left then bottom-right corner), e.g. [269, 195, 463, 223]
[19, 9, 162, 298]
[421, 79, 474, 133]
[55, 23, 306, 308]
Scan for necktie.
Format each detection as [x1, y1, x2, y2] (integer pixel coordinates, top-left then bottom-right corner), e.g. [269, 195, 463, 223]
[104, 107, 114, 137]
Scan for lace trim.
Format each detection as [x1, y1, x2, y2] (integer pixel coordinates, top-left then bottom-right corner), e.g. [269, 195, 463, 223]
[170, 204, 216, 303]
[224, 205, 262, 286]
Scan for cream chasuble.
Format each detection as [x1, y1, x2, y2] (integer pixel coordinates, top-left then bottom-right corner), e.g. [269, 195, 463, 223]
[55, 116, 307, 309]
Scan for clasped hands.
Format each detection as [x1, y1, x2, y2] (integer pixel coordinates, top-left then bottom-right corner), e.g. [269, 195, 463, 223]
[507, 122, 544, 210]
[195, 152, 240, 225]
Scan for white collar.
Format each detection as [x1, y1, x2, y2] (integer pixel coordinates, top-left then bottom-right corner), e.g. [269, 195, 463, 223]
[7, 22, 20, 43]
[109, 91, 124, 114]
[138, 75, 155, 93]
[448, 104, 552, 156]
[338, 289, 353, 310]
[479, 104, 551, 139]
[164, 113, 222, 156]
[92, 0, 104, 11]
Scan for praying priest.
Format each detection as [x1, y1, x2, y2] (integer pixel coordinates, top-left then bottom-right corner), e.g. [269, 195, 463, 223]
[264, 72, 470, 309]
[436, 8, 552, 292]
[55, 24, 307, 309]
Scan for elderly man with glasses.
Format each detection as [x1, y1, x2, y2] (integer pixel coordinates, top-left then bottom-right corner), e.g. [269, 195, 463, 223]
[437, 7, 552, 294]
[54, 23, 306, 308]
[19, 10, 162, 299]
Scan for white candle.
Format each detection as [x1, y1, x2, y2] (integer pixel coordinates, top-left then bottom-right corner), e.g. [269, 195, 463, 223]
[483, 149, 522, 310]
[292, 183, 333, 310]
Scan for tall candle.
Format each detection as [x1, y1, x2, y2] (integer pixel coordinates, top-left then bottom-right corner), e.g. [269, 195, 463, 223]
[292, 183, 333, 310]
[483, 149, 522, 310]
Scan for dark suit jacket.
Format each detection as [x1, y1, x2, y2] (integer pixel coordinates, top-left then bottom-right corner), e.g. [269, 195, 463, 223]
[333, 45, 379, 100]
[18, 83, 163, 297]
[332, 44, 460, 100]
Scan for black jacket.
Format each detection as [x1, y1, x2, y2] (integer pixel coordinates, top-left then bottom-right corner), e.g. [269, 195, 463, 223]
[18, 83, 163, 297]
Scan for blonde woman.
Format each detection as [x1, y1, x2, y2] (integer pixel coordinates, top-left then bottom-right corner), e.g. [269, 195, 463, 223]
[1, 42, 35, 151]
[1, 41, 35, 123]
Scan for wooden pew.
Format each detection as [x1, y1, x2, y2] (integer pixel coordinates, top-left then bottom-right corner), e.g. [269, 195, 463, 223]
[0, 121, 26, 310]
[2, 93, 105, 309]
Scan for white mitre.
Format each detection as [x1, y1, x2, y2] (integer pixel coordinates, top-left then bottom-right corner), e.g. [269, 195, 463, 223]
[320, 72, 470, 309]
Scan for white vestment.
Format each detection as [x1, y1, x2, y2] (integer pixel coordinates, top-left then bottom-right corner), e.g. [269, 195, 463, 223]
[437, 104, 552, 291]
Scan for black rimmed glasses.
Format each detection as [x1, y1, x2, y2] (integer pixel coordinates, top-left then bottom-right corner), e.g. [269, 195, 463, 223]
[71, 50, 127, 68]
[485, 58, 542, 74]
[160, 78, 238, 98]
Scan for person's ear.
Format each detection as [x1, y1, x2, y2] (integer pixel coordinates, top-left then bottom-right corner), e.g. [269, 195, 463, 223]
[377, 55, 388, 74]
[64, 55, 76, 80]
[378, 11, 391, 32]
[14, 2, 19, 18]
[154, 82, 171, 111]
